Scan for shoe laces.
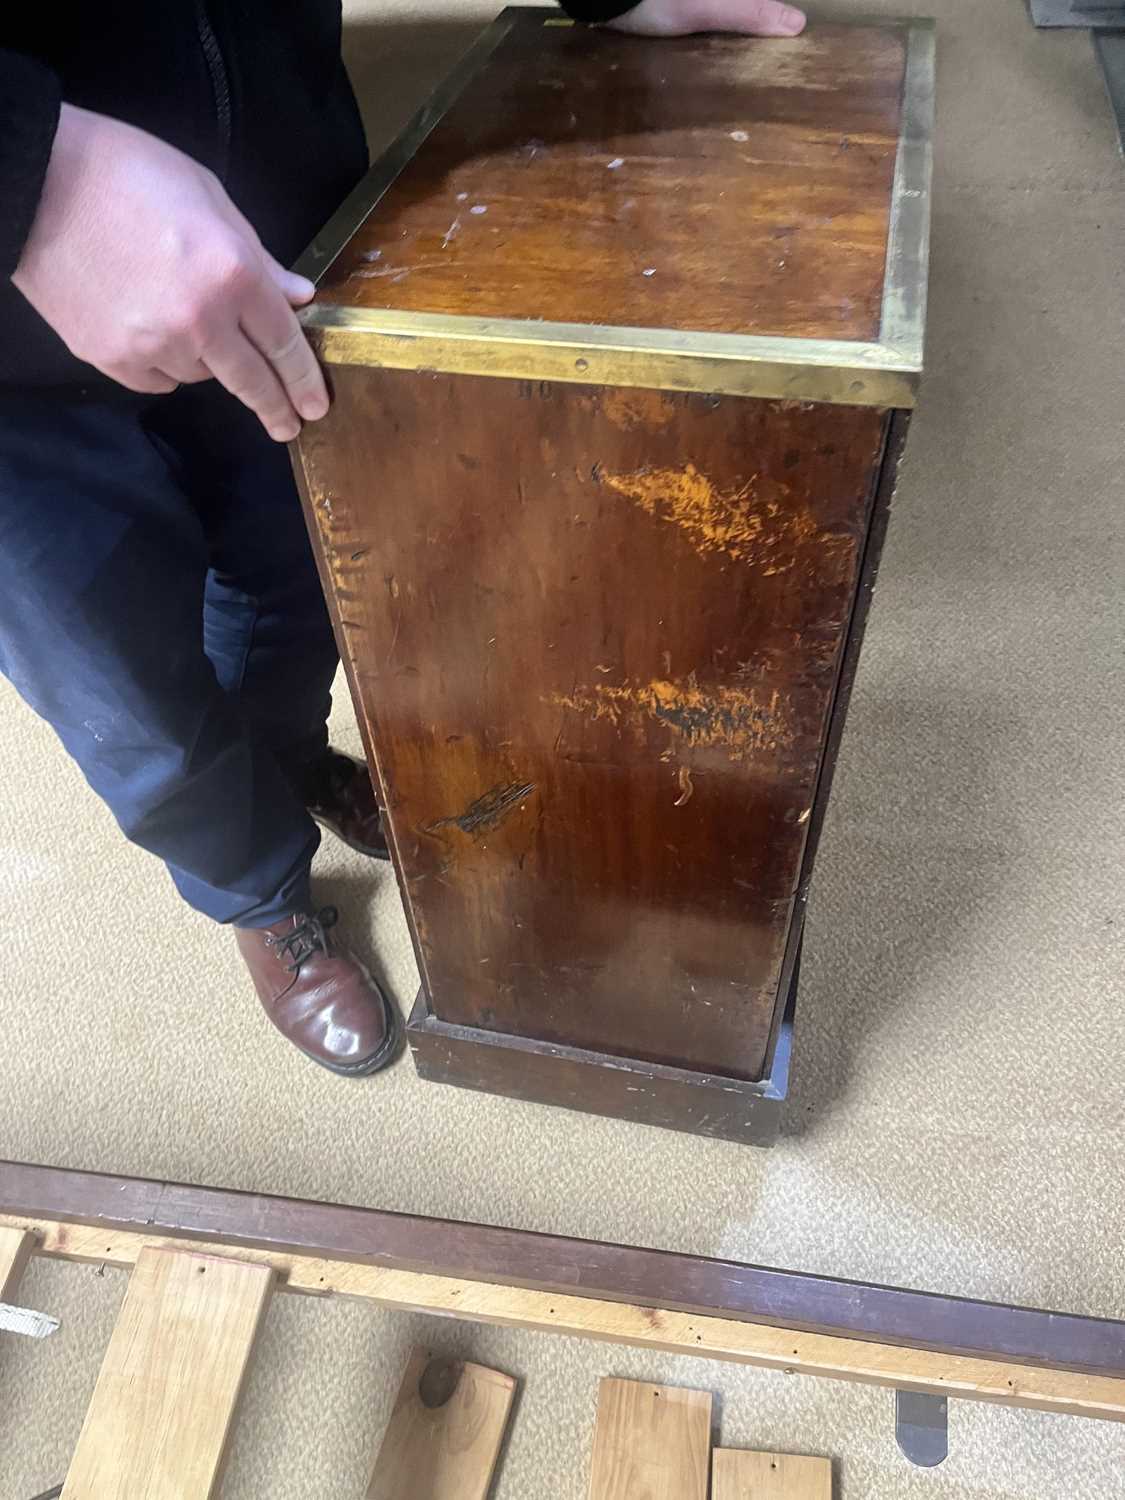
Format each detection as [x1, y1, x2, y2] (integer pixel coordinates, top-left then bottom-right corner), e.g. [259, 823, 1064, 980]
[266, 906, 338, 971]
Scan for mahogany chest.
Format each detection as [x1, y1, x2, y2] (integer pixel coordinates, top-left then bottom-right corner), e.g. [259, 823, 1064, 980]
[293, 9, 933, 1143]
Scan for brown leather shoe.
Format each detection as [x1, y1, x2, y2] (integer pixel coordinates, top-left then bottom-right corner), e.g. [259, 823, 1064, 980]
[303, 750, 391, 860]
[235, 906, 399, 1076]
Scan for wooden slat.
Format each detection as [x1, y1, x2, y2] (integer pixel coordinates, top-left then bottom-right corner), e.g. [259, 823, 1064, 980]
[60, 1247, 273, 1500]
[713, 1449, 833, 1499]
[587, 1378, 711, 1500]
[0, 1225, 33, 1299]
[367, 1346, 516, 1499]
[2, 1160, 1122, 1379]
[9, 1212, 1125, 1424]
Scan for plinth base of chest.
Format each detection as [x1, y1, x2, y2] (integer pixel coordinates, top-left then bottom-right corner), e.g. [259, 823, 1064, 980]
[406, 948, 798, 1149]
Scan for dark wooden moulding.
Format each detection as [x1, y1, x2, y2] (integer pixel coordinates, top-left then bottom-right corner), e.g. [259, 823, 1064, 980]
[2, 1160, 1122, 1382]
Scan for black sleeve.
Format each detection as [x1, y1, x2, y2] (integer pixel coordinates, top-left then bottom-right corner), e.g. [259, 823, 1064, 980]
[0, 50, 63, 278]
[558, 0, 641, 23]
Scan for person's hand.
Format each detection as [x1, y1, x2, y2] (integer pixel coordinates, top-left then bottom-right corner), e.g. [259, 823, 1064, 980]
[609, 0, 805, 36]
[12, 104, 327, 443]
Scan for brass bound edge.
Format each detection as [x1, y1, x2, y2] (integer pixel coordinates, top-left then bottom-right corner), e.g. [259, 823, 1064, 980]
[298, 10, 934, 408]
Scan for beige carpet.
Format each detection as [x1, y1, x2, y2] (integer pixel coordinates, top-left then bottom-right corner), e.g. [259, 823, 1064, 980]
[2, 1, 1124, 1495]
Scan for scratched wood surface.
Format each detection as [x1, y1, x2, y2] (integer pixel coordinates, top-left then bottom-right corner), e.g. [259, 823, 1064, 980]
[298, 369, 887, 1081]
[315, 20, 907, 341]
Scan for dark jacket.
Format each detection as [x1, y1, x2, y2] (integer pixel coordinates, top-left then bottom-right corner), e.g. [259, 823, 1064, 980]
[1, 0, 629, 393]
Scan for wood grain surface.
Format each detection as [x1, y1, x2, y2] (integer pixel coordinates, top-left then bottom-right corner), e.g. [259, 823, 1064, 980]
[367, 1346, 516, 1499]
[587, 1378, 712, 1499]
[317, 19, 907, 342]
[712, 1449, 833, 1499]
[60, 1247, 273, 1500]
[0, 1224, 32, 1299]
[12, 1209, 1125, 1424]
[298, 369, 887, 1081]
[406, 995, 788, 1146]
[7, 1161, 1125, 1382]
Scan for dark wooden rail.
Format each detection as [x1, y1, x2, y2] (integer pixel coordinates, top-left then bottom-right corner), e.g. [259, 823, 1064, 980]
[0, 1160, 1119, 1379]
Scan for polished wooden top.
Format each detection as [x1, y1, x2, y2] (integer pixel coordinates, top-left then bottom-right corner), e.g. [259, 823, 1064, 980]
[316, 17, 910, 343]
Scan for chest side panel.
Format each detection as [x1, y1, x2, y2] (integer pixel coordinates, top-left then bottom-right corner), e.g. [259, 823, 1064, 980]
[299, 369, 887, 1079]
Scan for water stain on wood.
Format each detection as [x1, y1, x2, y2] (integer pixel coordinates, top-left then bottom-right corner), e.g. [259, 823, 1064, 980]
[601, 462, 850, 576]
[549, 677, 792, 760]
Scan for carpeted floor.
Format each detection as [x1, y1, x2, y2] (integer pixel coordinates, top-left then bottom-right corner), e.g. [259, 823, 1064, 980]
[2, 1, 1124, 1496]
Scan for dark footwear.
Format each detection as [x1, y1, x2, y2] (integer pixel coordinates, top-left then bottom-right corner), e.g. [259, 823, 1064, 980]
[235, 906, 400, 1076]
[302, 750, 391, 860]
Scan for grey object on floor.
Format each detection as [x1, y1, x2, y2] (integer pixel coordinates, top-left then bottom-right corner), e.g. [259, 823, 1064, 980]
[1094, 29, 1125, 150]
[1026, 0, 1125, 152]
[1029, 0, 1125, 26]
[896, 1390, 949, 1468]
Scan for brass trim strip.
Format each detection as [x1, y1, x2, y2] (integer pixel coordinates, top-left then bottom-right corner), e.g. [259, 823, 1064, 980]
[293, 11, 518, 284]
[307, 307, 919, 407]
[300, 10, 934, 407]
[878, 19, 934, 367]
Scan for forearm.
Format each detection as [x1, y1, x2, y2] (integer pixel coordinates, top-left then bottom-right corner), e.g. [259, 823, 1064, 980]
[0, 49, 62, 278]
